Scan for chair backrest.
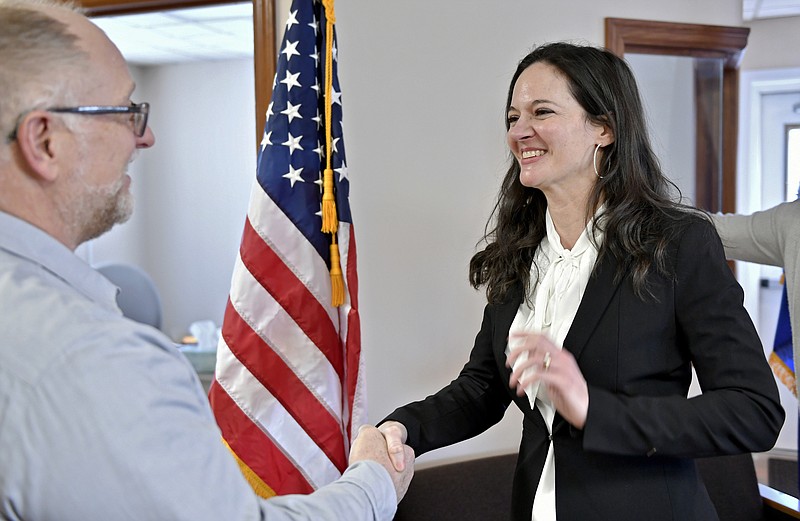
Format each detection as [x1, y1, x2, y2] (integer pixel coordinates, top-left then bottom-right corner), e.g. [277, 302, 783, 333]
[96, 262, 163, 330]
[394, 452, 772, 521]
[393, 453, 515, 521]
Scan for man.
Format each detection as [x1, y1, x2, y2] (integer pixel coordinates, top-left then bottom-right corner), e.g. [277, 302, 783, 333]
[0, 1, 414, 519]
[711, 201, 799, 393]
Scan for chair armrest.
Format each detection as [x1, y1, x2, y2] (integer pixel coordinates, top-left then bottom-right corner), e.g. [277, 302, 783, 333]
[761, 483, 800, 520]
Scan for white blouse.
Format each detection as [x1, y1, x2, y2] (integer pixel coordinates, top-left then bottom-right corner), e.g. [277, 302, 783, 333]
[507, 208, 603, 521]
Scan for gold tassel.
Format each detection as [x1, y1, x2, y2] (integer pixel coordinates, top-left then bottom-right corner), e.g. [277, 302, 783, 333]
[329, 243, 344, 307]
[321, 0, 342, 308]
[321, 168, 338, 233]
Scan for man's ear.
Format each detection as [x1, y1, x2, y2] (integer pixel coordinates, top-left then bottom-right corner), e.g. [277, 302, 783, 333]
[14, 110, 64, 183]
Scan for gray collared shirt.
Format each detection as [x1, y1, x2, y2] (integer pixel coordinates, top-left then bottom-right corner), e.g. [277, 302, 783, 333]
[0, 211, 395, 521]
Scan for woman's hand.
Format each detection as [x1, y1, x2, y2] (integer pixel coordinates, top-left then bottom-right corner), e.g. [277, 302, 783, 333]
[377, 420, 409, 471]
[506, 331, 589, 429]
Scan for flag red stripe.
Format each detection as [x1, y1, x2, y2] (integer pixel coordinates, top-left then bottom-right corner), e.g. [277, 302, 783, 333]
[222, 299, 348, 472]
[240, 218, 344, 379]
[209, 380, 315, 494]
[344, 227, 361, 438]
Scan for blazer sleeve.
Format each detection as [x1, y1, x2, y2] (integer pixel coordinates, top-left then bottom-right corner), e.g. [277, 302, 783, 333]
[710, 201, 798, 267]
[583, 219, 784, 458]
[381, 304, 512, 456]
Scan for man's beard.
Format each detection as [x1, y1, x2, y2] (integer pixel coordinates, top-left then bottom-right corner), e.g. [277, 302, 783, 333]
[60, 166, 134, 247]
[79, 177, 134, 243]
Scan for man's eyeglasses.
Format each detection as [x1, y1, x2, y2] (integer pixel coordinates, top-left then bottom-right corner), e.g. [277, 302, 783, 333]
[6, 102, 150, 142]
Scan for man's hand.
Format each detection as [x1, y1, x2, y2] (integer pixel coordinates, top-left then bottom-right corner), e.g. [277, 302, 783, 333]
[350, 425, 415, 503]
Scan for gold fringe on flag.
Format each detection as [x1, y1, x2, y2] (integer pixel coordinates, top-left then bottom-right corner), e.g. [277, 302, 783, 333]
[321, 0, 344, 307]
[769, 351, 797, 397]
[222, 438, 277, 499]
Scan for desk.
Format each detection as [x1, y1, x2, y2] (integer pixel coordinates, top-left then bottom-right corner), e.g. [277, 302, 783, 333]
[180, 348, 216, 393]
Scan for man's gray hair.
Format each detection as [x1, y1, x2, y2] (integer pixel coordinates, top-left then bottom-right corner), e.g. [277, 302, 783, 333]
[0, 0, 89, 142]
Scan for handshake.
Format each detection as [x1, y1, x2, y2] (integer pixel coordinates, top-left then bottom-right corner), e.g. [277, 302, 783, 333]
[349, 422, 414, 503]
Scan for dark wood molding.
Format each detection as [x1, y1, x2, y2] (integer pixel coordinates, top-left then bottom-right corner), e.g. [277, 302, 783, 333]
[79, 0, 275, 147]
[253, 0, 276, 145]
[81, 0, 242, 16]
[605, 18, 749, 214]
[605, 18, 749, 68]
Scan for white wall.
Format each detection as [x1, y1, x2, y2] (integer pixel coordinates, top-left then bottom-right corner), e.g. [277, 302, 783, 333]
[628, 54, 696, 203]
[90, 59, 256, 340]
[742, 16, 800, 71]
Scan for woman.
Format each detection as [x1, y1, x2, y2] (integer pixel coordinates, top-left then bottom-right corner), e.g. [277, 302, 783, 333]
[379, 42, 784, 521]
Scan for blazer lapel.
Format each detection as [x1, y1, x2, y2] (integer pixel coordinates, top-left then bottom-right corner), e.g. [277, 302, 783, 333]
[494, 284, 522, 388]
[562, 253, 624, 361]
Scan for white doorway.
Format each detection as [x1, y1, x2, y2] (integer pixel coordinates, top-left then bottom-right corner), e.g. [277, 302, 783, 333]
[739, 67, 800, 457]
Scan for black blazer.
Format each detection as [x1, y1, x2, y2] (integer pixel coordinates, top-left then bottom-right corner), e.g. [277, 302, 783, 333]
[385, 218, 784, 521]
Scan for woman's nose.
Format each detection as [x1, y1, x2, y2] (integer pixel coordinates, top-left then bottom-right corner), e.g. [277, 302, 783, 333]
[508, 117, 534, 141]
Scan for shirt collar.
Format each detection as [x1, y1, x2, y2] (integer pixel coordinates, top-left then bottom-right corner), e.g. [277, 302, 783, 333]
[0, 211, 119, 310]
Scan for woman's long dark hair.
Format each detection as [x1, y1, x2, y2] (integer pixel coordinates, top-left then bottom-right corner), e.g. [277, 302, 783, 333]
[469, 42, 702, 304]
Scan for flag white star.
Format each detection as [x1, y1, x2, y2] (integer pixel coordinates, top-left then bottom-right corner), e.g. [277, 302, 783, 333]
[313, 141, 324, 159]
[261, 130, 272, 150]
[308, 19, 318, 35]
[285, 9, 298, 30]
[335, 162, 349, 181]
[281, 40, 300, 61]
[331, 88, 342, 106]
[332, 41, 338, 61]
[266, 101, 274, 119]
[312, 109, 322, 129]
[283, 165, 304, 187]
[310, 51, 319, 67]
[281, 101, 303, 122]
[332, 137, 340, 154]
[283, 133, 304, 154]
[280, 70, 302, 92]
[311, 79, 320, 94]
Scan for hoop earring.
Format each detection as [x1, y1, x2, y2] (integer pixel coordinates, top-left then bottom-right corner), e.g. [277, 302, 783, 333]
[593, 144, 604, 179]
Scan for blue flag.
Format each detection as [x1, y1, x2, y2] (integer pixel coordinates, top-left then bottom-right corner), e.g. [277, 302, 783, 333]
[768, 274, 795, 396]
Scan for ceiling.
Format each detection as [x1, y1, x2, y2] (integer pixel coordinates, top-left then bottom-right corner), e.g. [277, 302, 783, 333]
[90, 2, 253, 66]
[92, 1, 799, 67]
[743, 0, 800, 19]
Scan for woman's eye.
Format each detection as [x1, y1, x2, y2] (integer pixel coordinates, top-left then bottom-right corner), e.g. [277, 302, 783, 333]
[534, 108, 552, 117]
[507, 115, 519, 126]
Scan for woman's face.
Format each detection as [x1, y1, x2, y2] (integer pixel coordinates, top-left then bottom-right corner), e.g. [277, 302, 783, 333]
[506, 61, 609, 201]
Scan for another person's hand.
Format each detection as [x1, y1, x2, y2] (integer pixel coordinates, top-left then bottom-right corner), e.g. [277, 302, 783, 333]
[377, 420, 409, 472]
[350, 424, 415, 503]
[507, 331, 589, 429]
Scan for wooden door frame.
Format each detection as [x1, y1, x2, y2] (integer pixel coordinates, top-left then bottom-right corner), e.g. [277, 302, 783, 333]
[80, 0, 276, 146]
[605, 18, 750, 213]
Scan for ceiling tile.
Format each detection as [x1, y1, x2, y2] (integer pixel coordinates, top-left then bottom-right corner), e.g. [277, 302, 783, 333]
[91, 2, 253, 66]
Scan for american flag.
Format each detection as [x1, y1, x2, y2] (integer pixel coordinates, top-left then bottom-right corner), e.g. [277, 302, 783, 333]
[208, 0, 365, 496]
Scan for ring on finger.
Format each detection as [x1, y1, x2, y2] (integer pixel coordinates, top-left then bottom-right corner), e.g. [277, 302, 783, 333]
[542, 352, 552, 371]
